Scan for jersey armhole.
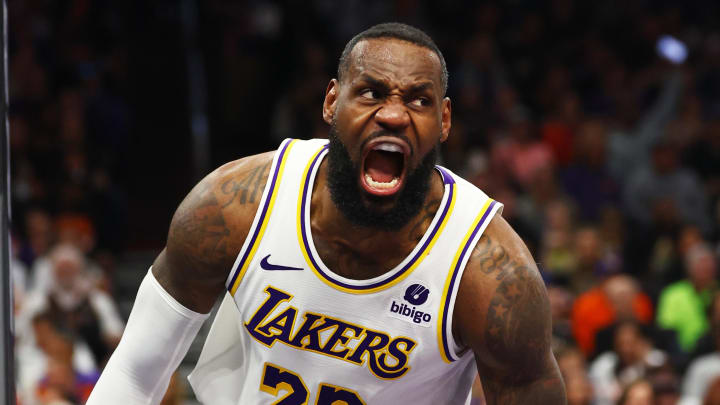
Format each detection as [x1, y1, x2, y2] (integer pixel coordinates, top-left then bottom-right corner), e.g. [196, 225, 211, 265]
[437, 199, 503, 363]
[225, 138, 298, 295]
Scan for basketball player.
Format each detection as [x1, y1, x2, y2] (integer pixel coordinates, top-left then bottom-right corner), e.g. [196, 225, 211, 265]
[87, 23, 566, 404]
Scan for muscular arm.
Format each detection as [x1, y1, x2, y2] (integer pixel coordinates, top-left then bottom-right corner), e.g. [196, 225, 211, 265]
[153, 152, 274, 312]
[454, 215, 566, 405]
[87, 152, 274, 404]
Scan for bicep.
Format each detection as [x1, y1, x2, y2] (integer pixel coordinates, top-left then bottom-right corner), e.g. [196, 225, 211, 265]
[479, 261, 553, 379]
[475, 260, 563, 403]
[456, 216, 566, 404]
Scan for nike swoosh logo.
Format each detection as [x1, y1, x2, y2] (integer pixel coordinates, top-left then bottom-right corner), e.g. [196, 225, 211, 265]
[260, 254, 304, 271]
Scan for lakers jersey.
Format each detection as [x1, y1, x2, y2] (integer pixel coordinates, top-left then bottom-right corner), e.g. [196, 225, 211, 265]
[188, 138, 503, 404]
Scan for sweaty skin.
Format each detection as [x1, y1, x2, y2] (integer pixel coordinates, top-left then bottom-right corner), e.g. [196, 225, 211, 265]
[152, 37, 566, 404]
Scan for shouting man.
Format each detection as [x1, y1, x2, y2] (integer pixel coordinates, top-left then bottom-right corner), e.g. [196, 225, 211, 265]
[88, 23, 566, 405]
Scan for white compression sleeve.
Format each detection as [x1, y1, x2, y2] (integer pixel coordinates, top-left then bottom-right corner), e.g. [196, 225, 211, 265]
[87, 268, 210, 405]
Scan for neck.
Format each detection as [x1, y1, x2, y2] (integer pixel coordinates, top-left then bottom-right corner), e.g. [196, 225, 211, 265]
[309, 159, 445, 279]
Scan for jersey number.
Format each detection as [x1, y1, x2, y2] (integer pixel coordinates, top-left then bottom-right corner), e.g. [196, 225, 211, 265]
[259, 363, 365, 404]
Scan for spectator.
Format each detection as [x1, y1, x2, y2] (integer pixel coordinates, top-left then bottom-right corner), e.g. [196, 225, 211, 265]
[623, 139, 711, 236]
[541, 91, 581, 168]
[19, 244, 124, 365]
[607, 70, 684, 184]
[31, 214, 102, 295]
[618, 379, 655, 405]
[555, 346, 593, 405]
[34, 325, 99, 405]
[572, 274, 654, 357]
[561, 119, 620, 221]
[16, 313, 98, 405]
[570, 225, 622, 293]
[489, 108, 554, 189]
[657, 244, 718, 353]
[548, 284, 574, 349]
[565, 373, 594, 405]
[20, 208, 55, 268]
[589, 321, 668, 405]
[680, 295, 720, 405]
[540, 199, 576, 284]
[652, 368, 681, 405]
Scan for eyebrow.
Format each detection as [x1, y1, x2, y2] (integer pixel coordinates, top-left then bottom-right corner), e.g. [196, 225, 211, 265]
[406, 82, 434, 95]
[356, 74, 436, 94]
[356, 74, 390, 92]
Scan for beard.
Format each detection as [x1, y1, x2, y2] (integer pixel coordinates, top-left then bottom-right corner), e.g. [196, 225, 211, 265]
[326, 124, 439, 231]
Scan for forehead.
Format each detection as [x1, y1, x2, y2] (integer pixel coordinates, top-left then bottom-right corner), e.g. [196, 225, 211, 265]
[346, 38, 443, 89]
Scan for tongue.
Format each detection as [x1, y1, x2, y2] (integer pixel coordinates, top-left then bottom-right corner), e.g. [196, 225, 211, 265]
[365, 150, 402, 183]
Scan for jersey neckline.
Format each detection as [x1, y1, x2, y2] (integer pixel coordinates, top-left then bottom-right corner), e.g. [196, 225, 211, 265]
[296, 142, 456, 294]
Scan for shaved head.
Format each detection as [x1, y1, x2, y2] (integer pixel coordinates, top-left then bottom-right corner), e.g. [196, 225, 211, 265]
[338, 22, 448, 95]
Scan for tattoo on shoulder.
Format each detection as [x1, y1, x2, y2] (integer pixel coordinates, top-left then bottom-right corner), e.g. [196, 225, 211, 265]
[473, 234, 551, 379]
[470, 235, 564, 404]
[465, 234, 565, 403]
[170, 188, 232, 269]
[472, 235, 514, 281]
[221, 161, 271, 207]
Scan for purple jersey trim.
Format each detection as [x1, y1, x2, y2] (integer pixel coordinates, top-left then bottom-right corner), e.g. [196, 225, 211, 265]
[227, 138, 293, 291]
[441, 200, 498, 361]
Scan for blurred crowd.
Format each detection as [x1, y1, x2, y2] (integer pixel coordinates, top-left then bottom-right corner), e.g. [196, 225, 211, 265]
[8, 0, 720, 404]
[8, 1, 155, 404]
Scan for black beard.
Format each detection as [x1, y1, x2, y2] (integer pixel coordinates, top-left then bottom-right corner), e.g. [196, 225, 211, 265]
[326, 125, 439, 231]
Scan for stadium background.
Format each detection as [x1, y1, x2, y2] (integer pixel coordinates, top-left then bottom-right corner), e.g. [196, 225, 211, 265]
[7, 0, 720, 404]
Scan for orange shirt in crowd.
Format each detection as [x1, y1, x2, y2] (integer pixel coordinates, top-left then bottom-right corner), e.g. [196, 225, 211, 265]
[571, 287, 654, 356]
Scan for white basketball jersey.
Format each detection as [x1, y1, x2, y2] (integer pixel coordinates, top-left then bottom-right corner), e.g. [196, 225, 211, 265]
[188, 138, 503, 405]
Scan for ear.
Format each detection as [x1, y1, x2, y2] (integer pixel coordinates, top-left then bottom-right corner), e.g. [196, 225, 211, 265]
[440, 97, 452, 142]
[322, 79, 339, 125]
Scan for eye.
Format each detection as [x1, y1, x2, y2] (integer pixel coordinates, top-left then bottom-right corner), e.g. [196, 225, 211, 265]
[409, 97, 431, 107]
[360, 89, 381, 100]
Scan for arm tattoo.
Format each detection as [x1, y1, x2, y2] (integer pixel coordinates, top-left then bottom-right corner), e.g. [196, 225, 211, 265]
[158, 181, 236, 311]
[471, 234, 566, 405]
[472, 235, 513, 281]
[170, 191, 231, 269]
[155, 156, 274, 313]
[221, 161, 271, 207]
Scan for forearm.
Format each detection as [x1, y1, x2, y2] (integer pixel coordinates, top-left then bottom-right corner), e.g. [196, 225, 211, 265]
[87, 269, 209, 405]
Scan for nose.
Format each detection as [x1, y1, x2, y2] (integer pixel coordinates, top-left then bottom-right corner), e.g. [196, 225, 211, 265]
[374, 97, 410, 131]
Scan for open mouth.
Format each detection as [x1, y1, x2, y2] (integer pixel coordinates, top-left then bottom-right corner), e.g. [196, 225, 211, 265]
[360, 137, 409, 196]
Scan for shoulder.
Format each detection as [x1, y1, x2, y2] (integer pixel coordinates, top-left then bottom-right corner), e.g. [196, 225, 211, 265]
[453, 214, 551, 379]
[153, 151, 275, 312]
[167, 151, 275, 262]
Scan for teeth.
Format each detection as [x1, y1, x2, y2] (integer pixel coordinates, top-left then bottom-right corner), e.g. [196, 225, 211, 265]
[365, 174, 399, 189]
[372, 143, 403, 153]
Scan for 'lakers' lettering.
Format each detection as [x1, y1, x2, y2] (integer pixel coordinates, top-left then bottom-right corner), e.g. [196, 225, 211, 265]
[245, 286, 417, 380]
